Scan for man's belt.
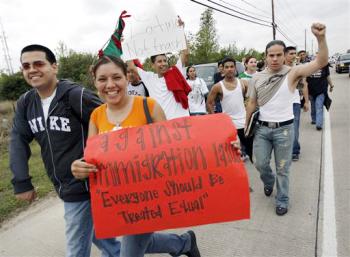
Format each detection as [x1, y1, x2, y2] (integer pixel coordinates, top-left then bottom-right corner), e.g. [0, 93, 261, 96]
[258, 119, 294, 129]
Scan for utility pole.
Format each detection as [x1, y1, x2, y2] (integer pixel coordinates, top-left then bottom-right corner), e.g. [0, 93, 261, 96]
[0, 18, 13, 74]
[271, 0, 276, 40]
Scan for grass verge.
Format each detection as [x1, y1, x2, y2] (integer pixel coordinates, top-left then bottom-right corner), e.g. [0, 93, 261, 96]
[0, 141, 54, 224]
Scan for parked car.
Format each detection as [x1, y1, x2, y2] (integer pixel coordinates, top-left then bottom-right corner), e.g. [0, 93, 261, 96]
[335, 53, 350, 73]
[194, 61, 245, 91]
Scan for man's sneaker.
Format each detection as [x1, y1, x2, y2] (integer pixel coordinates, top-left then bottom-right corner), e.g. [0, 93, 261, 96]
[311, 121, 316, 124]
[292, 154, 299, 161]
[316, 126, 322, 131]
[264, 186, 273, 197]
[276, 207, 288, 216]
[184, 230, 201, 257]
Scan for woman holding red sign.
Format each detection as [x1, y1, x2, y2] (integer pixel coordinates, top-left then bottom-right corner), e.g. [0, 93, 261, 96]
[71, 55, 201, 257]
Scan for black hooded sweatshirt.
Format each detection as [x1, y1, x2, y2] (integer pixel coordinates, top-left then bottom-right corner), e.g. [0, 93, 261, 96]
[9, 79, 102, 202]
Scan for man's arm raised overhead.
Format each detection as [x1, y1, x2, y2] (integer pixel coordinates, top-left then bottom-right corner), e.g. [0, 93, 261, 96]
[291, 23, 329, 84]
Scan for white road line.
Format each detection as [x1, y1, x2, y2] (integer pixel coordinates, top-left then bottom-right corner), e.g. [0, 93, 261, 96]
[322, 110, 338, 257]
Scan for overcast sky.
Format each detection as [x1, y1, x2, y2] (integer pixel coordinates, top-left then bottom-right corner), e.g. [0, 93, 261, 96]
[0, 0, 349, 73]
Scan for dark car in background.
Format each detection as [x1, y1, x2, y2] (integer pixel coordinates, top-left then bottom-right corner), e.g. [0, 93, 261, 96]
[335, 53, 350, 73]
[194, 61, 245, 91]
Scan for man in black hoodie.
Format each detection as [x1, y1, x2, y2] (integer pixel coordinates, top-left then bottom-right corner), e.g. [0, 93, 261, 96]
[9, 44, 121, 257]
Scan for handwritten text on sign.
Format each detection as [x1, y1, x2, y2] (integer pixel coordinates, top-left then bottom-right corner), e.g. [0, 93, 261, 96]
[84, 114, 250, 239]
[121, 0, 186, 60]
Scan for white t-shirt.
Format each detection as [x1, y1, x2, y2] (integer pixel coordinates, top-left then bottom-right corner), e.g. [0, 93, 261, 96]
[137, 59, 189, 120]
[127, 81, 147, 96]
[186, 77, 208, 114]
[292, 88, 301, 104]
[41, 88, 57, 121]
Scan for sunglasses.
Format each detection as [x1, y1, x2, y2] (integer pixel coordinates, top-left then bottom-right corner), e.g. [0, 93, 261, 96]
[21, 61, 47, 71]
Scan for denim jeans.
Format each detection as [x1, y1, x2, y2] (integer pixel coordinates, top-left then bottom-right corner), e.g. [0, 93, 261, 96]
[121, 232, 191, 257]
[253, 123, 294, 208]
[310, 93, 325, 128]
[64, 200, 121, 257]
[292, 103, 301, 155]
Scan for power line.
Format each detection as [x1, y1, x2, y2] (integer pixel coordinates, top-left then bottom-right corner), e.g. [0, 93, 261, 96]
[282, 0, 305, 29]
[208, 0, 271, 25]
[189, 0, 272, 27]
[217, 0, 271, 20]
[238, 0, 272, 17]
[276, 26, 298, 46]
[274, 1, 303, 34]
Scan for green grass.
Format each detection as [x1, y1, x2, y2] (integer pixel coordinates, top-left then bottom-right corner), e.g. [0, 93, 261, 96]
[0, 141, 54, 224]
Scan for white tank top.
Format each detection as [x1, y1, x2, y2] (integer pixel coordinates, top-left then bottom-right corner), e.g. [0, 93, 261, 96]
[220, 80, 246, 129]
[259, 75, 294, 122]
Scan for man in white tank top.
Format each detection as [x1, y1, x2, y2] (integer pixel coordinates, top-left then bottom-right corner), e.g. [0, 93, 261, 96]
[246, 23, 329, 216]
[207, 57, 253, 162]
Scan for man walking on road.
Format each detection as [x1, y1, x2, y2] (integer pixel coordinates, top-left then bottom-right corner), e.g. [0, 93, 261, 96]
[307, 55, 334, 130]
[246, 23, 329, 216]
[285, 46, 309, 161]
[207, 57, 253, 161]
[9, 44, 121, 257]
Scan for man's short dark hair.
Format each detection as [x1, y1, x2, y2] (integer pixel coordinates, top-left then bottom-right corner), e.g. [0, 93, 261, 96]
[221, 57, 236, 67]
[265, 40, 286, 54]
[285, 46, 297, 53]
[21, 44, 56, 64]
[217, 60, 223, 67]
[150, 54, 166, 63]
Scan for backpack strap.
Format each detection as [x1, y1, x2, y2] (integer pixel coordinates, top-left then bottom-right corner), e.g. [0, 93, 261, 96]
[143, 97, 153, 124]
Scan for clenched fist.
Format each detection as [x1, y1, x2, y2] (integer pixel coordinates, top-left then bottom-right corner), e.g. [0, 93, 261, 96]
[311, 23, 326, 38]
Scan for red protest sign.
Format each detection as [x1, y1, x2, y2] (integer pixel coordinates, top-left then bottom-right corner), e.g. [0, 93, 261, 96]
[84, 113, 250, 239]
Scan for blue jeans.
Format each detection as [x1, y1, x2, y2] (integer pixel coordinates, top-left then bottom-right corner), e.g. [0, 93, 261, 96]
[64, 200, 121, 257]
[310, 94, 325, 128]
[253, 123, 294, 208]
[292, 103, 301, 155]
[121, 232, 191, 257]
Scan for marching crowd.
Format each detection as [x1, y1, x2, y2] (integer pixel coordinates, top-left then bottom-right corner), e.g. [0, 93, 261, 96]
[8, 15, 332, 257]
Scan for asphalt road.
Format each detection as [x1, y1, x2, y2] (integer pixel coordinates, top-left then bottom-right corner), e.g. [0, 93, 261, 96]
[0, 70, 348, 257]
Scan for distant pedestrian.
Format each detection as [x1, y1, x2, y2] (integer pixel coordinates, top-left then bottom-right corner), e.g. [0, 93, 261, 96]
[307, 60, 334, 130]
[285, 46, 309, 161]
[213, 60, 225, 84]
[297, 50, 309, 64]
[186, 66, 209, 115]
[213, 60, 225, 113]
[256, 59, 266, 72]
[127, 65, 149, 97]
[246, 23, 329, 216]
[207, 57, 253, 161]
[239, 56, 257, 81]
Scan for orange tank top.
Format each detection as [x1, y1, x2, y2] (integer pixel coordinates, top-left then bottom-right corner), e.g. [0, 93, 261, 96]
[90, 96, 156, 134]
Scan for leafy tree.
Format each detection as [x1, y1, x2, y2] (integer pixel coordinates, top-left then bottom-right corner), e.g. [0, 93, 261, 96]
[0, 72, 29, 101]
[191, 8, 219, 64]
[57, 51, 96, 90]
